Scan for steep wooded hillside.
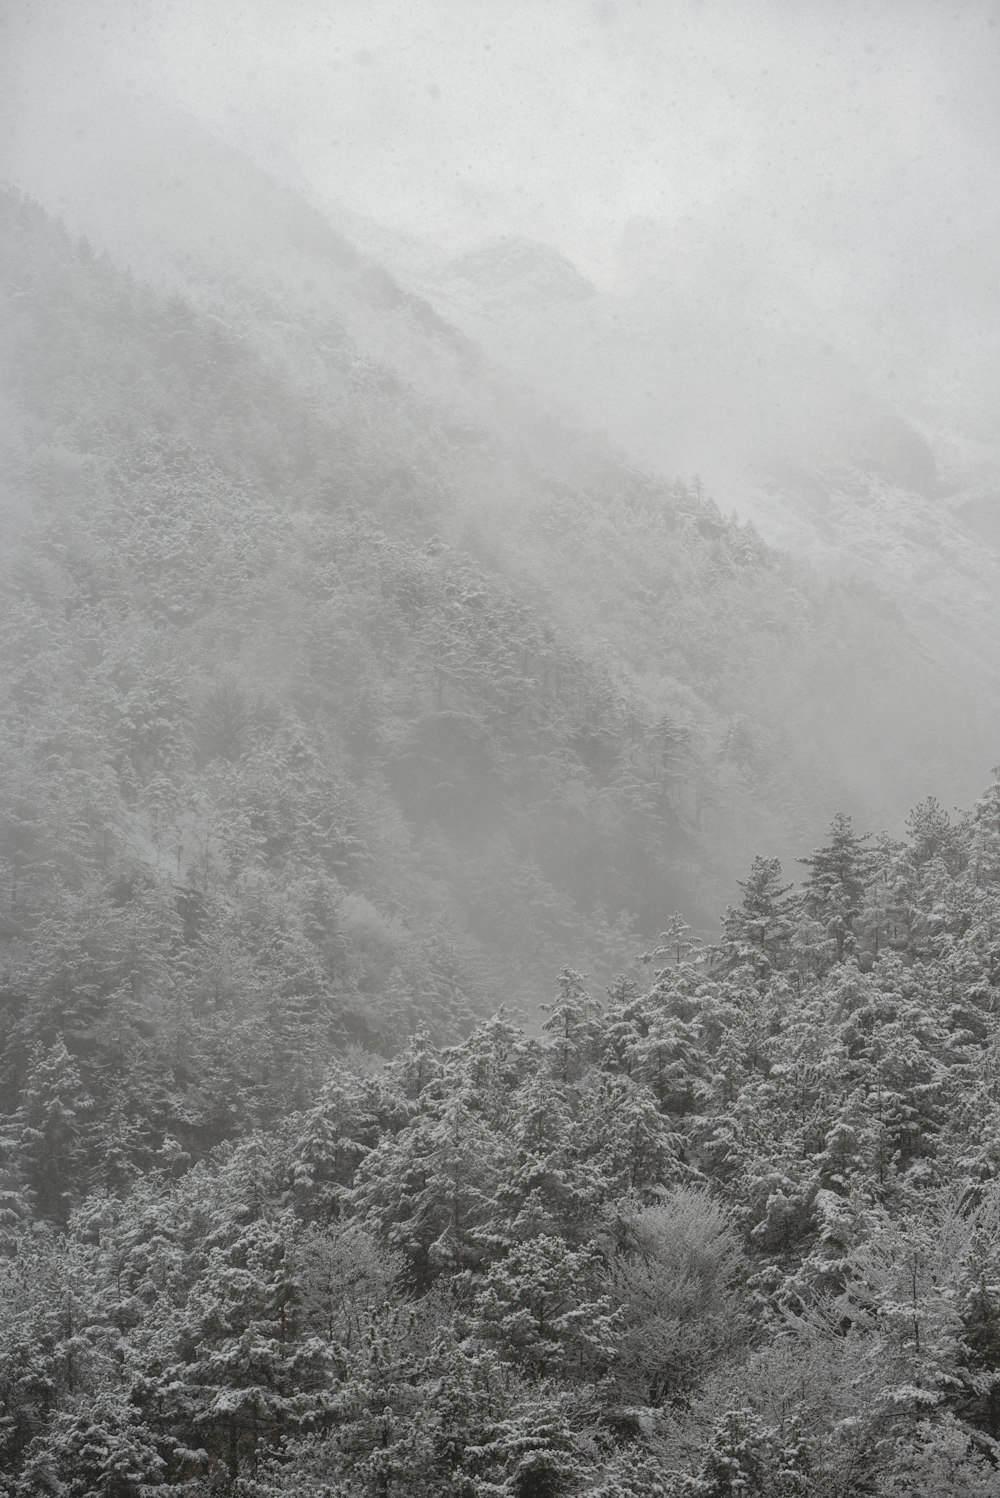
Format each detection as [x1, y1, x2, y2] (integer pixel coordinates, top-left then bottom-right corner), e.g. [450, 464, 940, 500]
[7, 102, 994, 843]
[0, 165, 993, 1117]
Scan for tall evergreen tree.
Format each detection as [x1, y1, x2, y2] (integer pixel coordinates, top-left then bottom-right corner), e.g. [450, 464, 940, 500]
[799, 812, 873, 963]
[720, 856, 797, 977]
[12, 1039, 91, 1227]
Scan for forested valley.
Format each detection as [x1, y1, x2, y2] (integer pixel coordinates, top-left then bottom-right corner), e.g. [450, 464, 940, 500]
[3, 62, 1000, 1496]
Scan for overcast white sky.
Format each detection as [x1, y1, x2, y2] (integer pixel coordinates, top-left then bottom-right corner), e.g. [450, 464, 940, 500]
[3, 0, 999, 442]
[4, 0, 999, 271]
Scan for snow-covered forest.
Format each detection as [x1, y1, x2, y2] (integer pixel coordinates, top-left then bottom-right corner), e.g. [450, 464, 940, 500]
[3, 3, 1000, 1494]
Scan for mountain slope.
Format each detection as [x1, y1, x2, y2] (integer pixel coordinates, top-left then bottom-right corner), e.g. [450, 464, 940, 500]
[365, 209, 1000, 738]
[0, 186, 717, 1127]
[1, 106, 997, 1109]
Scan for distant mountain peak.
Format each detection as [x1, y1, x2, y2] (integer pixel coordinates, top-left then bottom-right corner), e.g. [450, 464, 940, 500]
[444, 236, 597, 303]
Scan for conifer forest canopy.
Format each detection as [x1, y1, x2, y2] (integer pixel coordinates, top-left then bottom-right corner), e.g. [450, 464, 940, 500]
[3, 2, 1000, 1493]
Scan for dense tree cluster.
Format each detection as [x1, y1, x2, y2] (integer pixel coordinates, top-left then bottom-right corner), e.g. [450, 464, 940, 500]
[4, 791, 1000, 1493]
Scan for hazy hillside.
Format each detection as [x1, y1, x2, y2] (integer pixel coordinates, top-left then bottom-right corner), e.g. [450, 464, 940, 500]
[2, 103, 997, 1017]
[361, 209, 1000, 736]
[6, 101, 998, 832]
[0, 184, 691, 1079]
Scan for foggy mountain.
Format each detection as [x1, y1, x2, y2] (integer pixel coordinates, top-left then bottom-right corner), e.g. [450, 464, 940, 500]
[3, 98, 996, 966]
[6, 4, 1000, 1493]
[354, 203, 1000, 705]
